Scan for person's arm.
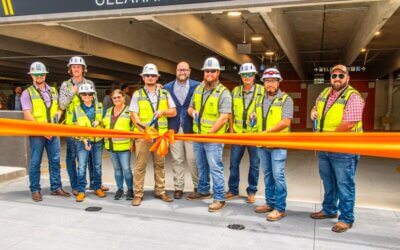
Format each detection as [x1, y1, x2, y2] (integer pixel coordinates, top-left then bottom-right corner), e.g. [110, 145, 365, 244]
[265, 96, 293, 133]
[209, 113, 230, 133]
[265, 118, 292, 132]
[209, 90, 231, 134]
[156, 93, 176, 118]
[23, 109, 35, 122]
[335, 93, 365, 132]
[58, 82, 75, 111]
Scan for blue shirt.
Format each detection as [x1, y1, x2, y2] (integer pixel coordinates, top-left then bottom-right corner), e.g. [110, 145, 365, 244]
[73, 103, 96, 123]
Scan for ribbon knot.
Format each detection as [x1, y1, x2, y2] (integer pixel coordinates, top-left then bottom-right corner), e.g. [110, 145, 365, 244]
[145, 127, 175, 156]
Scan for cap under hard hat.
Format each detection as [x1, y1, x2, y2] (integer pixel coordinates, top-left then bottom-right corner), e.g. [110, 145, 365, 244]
[201, 57, 221, 71]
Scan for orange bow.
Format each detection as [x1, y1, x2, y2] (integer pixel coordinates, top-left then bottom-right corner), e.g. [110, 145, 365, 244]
[147, 129, 175, 157]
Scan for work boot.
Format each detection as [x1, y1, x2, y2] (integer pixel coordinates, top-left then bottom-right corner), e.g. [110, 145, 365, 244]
[332, 222, 353, 233]
[72, 190, 78, 196]
[126, 189, 134, 200]
[76, 192, 85, 202]
[267, 209, 287, 221]
[32, 192, 42, 202]
[51, 188, 71, 197]
[254, 204, 274, 213]
[186, 192, 212, 200]
[310, 210, 338, 219]
[246, 194, 256, 204]
[101, 185, 109, 192]
[225, 192, 239, 200]
[114, 189, 124, 200]
[132, 196, 142, 206]
[208, 201, 227, 212]
[94, 189, 106, 198]
[155, 193, 173, 202]
[174, 190, 183, 199]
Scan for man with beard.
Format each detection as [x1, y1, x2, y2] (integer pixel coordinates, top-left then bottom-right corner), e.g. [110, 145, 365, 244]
[310, 64, 365, 233]
[164, 62, 200, 199]
[187, 57, 232, 212]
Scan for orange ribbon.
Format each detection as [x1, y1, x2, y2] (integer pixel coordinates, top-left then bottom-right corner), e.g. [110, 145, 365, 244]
[148, 129, 175, 157]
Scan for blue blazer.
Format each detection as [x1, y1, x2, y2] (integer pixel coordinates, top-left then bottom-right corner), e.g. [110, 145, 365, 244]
[164, 79, 200, 133]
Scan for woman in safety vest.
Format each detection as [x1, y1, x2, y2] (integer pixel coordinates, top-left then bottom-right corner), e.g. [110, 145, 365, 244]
[74, 83, 105, 202]
[102, 89, 134, 200]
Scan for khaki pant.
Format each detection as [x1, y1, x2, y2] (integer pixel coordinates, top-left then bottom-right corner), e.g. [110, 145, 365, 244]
[134, 139, 166, 197]
[169, 139, 198, 191]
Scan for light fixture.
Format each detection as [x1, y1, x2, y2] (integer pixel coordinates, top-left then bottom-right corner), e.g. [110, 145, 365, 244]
[251, 34, 263, 42]
[227, 11, 242, 17]
[374, 31, 381, 36]
[360, 48, 367, 53]
[265, 51, 275, 56]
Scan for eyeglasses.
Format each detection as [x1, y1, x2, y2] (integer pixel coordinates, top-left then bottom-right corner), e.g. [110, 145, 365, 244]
[331, 73, 346, 79]
[144, 75, 157, 78]
[264, 79, 279, 84]
[177, 69, 189, 72]
[241, 73, 255, 78]
[112, 96, 122, 100]
[81, 93, 94, 96]
[204, 70, 217, 74]
[33, 73, 45, 77]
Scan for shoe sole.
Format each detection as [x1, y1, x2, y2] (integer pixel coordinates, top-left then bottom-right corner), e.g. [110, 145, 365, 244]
[208, 203, 227, 212]
[246, 199, 256, 204]
[225, 195, 239, 200]
[267, 213, 287, 221]
[255, 209, 273, 213]
[186, 194, 212, 200]
[154, 196, 174, 202]
[311, 215, 338, 219]
[332, 224, 352, 233]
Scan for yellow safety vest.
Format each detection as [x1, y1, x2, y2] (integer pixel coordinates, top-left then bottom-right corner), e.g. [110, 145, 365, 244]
[75, 102, 103, 142]
[27, 85, 58, 123]
[63, 79, 92, 125]
[102, 105, 133, 152]
[232, 84, 265, 133]
[134, 88, 169, 134]
[256, 93, 291, 132]
[192, 83, 228, 134]
[316, 86, 363, 132]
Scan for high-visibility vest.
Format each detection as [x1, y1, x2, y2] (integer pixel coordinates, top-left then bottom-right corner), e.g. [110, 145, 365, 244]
[27, 85, 58, 123]
[75, 102, 103, 142]
[102, 105, 133, 152]
[256, 93, 291, 132]
[63, 79, 93, 125]
[232, 84, 265, 133]
[192, 83, 228, 134]
[316, 86, 363, 132]
[134, 88, 169, 134]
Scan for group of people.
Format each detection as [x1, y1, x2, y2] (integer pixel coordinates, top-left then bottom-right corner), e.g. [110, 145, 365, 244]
[21, 56, 364, 233]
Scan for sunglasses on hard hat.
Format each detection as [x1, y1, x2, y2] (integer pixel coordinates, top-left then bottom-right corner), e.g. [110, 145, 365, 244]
[204, 69, 217, 74]
[81, 93, 94, 96]
[241, 73, 255, 78]
[144, 74, 157, 78]
[331, 73, 346, 79]
[33, 73, 45, 77]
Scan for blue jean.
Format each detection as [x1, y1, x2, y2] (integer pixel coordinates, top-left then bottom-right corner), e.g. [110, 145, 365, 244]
[28, 136, 62, 193]
[228, 145, 260, 195]
[318, 152, 359, 224]
[109, 151, 133, 191]
[193, 142, 225, 201]
[258, 148, 287, 212]
[66, 137, 77, 190]
[76, 141, 103, 193]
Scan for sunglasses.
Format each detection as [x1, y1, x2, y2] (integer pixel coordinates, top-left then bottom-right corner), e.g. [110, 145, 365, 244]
[112, 96, 122, 100]
[81, 93, 94, 96]
[33, 73, 45, 77]
[331, 74, 346, 79]
[144, 75, 157, 78]
[241, 73, 255, 78]
[204, 70, 217, 74]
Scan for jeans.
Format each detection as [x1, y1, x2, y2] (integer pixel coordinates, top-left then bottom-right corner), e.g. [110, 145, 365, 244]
[76, 141, 103, 193]
[28, 136, 62, 193]
[109, 151, 133, 191]
[258, 147, 288, 212]
[318, 152, 359, 224]
[193, 142, 225, 201]
[66, 137, 77, 190]
[228, 145, 260, 195]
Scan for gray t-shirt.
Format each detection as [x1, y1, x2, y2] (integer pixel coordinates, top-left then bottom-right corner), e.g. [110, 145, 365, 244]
[129, 87, 176, 114]
[262, 89, 293, 119]
[189, 83, 232, 114]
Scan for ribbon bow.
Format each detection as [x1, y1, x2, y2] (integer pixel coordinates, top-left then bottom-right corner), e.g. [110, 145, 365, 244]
[145, 127, 175, 156]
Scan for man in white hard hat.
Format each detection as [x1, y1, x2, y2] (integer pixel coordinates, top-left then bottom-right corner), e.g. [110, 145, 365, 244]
[129, 63, 177, 206]
[21, 62, 70, 202]
[187, 57, 232, 212]
[254, 67, 293, 222]
[164, 61, 200, 199]
[226, 62, 264, 204]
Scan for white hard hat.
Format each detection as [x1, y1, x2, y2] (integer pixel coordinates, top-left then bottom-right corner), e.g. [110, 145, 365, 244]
[261, 68, 283, 81]
[201, 57, 221, 71]
[140, 63, 160, 76]
[238, 63, 257, 75]
[68, 56, 87, 68]
[28, 62, 49, 74]
[78, 83, 95, 94]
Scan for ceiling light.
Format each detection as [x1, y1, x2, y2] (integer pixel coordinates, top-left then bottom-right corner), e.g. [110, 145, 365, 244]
[265, 51, 275, 56]
[360, 48, 367, 53]
[227, 11, 242, 17]
[251, 35, 263, 42]
[374, 31, 381, 36]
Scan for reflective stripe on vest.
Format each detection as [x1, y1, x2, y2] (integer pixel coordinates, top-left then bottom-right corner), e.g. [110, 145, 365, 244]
[64, 79, 91, 125]
[232, 84, 265, 133]
[192, 83, 228, 134]
[27, 85, 58, 123]
[134, 88, 169, 134]
[102, 105, 132, 152]
[75, 102, 103, 142]
[256, 93, 290, 132]
[316, 86, 363, 132]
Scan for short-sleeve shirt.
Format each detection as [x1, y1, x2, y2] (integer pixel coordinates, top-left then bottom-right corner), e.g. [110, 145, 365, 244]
[21, 83, 53, 110]
[129, 87, 176, 113]
[189, 83, 232, 114]
[262, 89, 293, 119]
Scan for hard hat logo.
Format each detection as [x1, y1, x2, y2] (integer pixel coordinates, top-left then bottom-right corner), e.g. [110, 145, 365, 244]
[140, 63, 160, 76]
[261, 68, 282, 81]
[78, 83, 95, 94]
[68, 56, 87, 68]
[28, 61, 49, 75]
[202, 57, 220, 71]
[238, 62, 257, 75]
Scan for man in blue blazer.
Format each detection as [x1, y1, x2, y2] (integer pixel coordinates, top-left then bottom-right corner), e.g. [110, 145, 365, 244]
[164, 61, 200, 199]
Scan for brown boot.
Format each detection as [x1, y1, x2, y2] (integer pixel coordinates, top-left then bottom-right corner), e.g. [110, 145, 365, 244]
[32, 192, 42, 202]
[246, 194, 256, 204]
[173, 190, 183, 199]
[267, 209, 287, 221]
[132, 196, 142, 206]
[310, 210, 338, 219]
[208, 201, 227, 212]
[155, 193, 173, 202]
[51, 189, 71, 197]
[254, 204, 274, 213]
[101, 185, 109, 192]
[72, 190, 79, 196]
[332, 222, 352, 233]
[186, 192, 212, 200]
[225, 192, 239, 200]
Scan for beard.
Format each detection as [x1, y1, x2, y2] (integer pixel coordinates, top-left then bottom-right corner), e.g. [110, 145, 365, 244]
[177, 74, 188, 82]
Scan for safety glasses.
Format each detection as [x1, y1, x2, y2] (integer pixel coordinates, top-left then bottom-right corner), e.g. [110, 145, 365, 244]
[144, 75, 158, 78]
[112, 96, 122, 100]
[204, 69, 217, 74]
[241, 73, 255, 78]
[331, 73, 346, 79]
[33, 73, 45, 77]
[81, 93, 94, 96]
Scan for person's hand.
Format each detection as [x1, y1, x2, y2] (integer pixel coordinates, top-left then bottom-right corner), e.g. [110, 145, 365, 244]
[154, 110, 164, 118]
[310, 108, 318, 121]
[84, 143, 92, 151]
[129, 142, 135, 152]
[92, 121, 100, 127]
[71, 84, 78, 94]
[156, 83, 163, 89]
[44, 136, 52, 140]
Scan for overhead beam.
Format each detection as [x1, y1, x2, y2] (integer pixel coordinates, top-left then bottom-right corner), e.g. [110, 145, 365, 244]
[344, 0, 400, 65]
[257, 8, 305, 80]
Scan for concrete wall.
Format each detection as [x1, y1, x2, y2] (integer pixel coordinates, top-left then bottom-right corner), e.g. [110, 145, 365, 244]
[374, 80, 400, 130]
[0, 111, 29, 169]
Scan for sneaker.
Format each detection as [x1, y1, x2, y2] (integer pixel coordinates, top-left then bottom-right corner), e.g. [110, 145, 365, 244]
[132, 196, 142, 206]
[267, 209, 286, 221]
[186, 192, 212, 200]
[114, 189, 124, 200]
[254, 204, 274, 213]
[246, 194, 256, 204]
[332, 222, 353, 233]
[208, 201, 227, 212]
[76, 192, 85, 202]
[155, 193, 173, 202]
[126, 189, 134, 200]
[310, 210, 338, 219]
[94, 189, 106, 198]
[225, 192, 239, 200]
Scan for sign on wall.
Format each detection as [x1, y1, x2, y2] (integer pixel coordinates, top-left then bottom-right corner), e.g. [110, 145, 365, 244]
[1, 0, 231, 17]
